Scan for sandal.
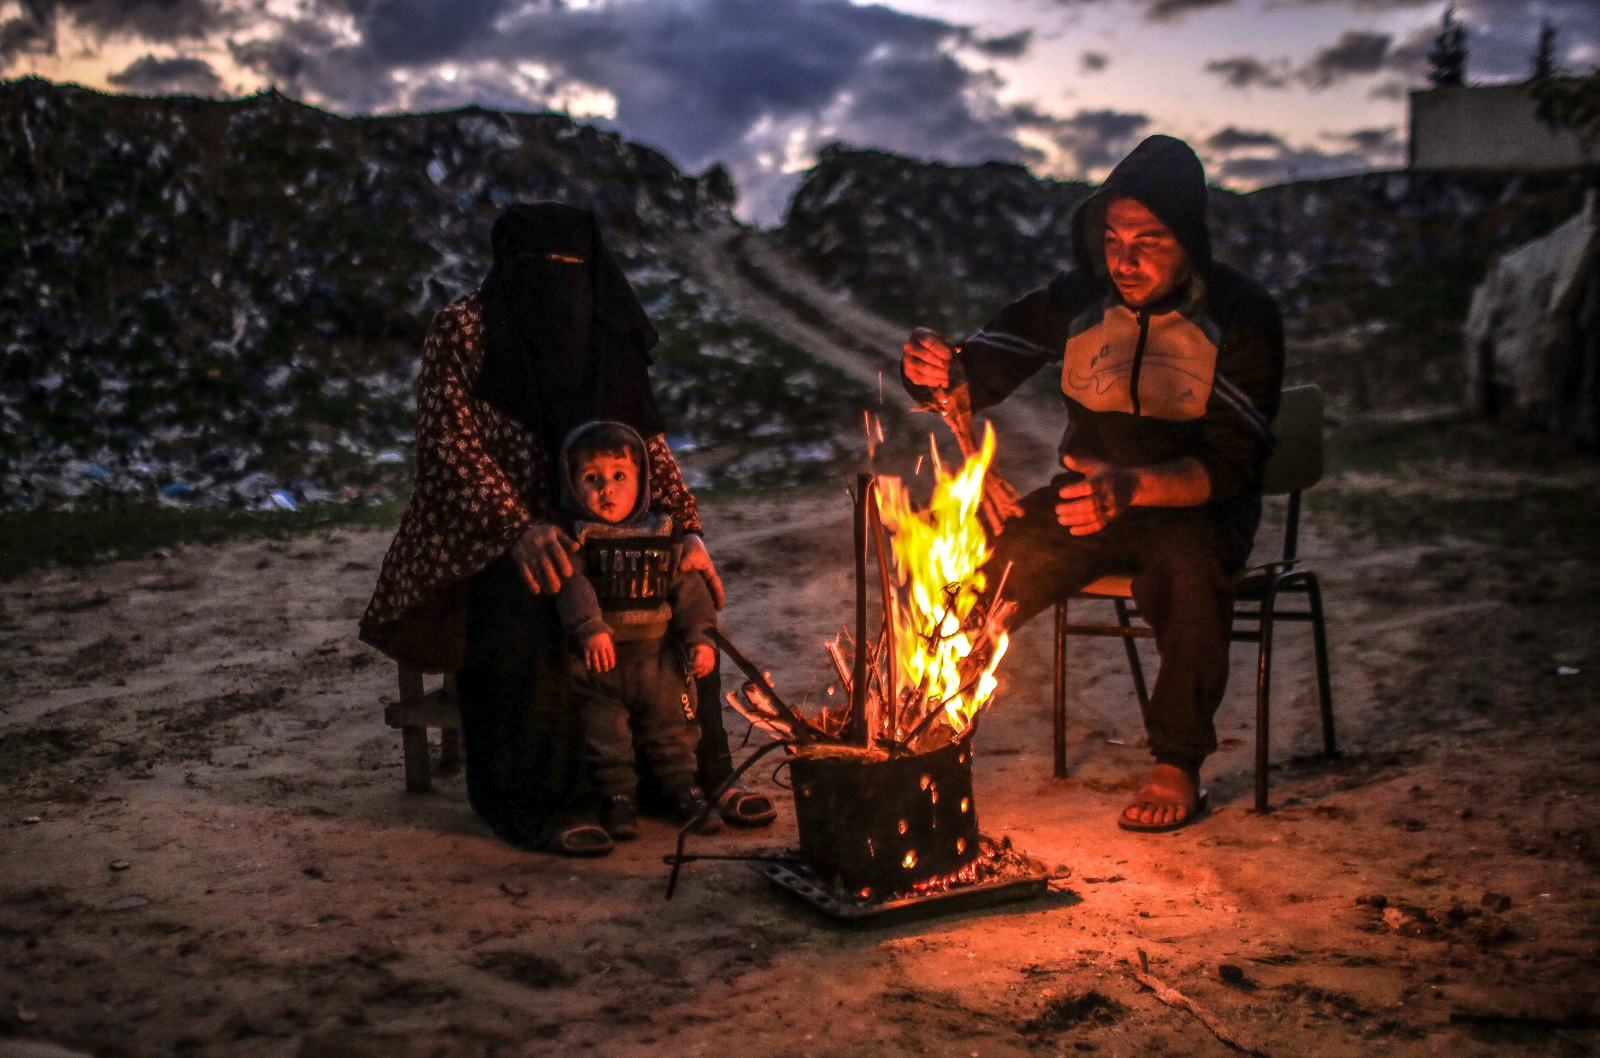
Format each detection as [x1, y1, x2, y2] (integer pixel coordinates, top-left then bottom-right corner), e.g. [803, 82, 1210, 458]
[1118, 789, 1210, 834]
[1117, 764, 1210, 834]
[540, 823, 615, 857]
[715, 783, 777, 827]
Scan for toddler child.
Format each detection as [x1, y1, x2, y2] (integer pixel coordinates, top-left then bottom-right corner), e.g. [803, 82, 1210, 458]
[555, 421, 721, 840]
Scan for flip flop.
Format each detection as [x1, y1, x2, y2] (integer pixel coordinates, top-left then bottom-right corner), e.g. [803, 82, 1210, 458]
[715, 784, 778, 827]
[540, 823, 615, 857]
[1117, 789, 1211, 834]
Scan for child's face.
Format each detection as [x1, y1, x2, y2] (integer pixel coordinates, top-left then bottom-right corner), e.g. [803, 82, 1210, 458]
[574, 451, 639, 523]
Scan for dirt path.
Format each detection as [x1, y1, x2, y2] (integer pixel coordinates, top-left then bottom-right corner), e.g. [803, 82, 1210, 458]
[676, 227, 1065, 488]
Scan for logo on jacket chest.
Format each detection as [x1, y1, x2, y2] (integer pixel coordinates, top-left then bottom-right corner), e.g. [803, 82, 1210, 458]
[1062, 304, 1217, 420]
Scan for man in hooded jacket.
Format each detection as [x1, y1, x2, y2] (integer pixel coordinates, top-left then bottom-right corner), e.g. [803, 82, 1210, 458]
[902, 136, 1284, 832]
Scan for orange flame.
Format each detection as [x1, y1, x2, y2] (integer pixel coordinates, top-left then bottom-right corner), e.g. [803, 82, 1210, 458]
[875, 423, 1010, 737]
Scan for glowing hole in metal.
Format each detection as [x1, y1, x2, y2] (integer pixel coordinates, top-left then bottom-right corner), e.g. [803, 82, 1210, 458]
[960, 797, 970, 813]
[903, 850, 918, 869]
[859, 887, 872, 899]
[956, 838, 966, 854]
[897, 819, 908, 834]
[919, 775, 931, 791]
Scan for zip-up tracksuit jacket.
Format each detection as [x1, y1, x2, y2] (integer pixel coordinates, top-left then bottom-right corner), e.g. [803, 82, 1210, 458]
[904, 135, 1285, 769]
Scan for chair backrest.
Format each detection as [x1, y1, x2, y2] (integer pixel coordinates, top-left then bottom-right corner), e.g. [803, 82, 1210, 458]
[1261, 385, 1325, 496]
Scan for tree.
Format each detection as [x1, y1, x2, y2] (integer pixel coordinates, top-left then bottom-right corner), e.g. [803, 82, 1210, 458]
[1531, 20, 1559, 82]
[1428, 4, 1468, 88]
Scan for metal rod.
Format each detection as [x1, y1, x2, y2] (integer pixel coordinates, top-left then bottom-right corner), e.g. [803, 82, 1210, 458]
[868, 488, 896, 739]
[1053, 602, 1068, 779]
[845, 473, 872, 745]
[665, 738, 791, 898]
[1283, 491, 1302, 563]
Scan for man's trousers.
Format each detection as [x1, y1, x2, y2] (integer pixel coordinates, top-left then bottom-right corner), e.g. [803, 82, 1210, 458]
[985, 485, 1257, 771]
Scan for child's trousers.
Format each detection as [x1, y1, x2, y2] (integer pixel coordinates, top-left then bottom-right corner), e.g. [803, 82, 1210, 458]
[569, 638, 701, 799]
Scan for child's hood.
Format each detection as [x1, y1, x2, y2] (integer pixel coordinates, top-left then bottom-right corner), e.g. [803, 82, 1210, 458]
[557, 420, 652, 526]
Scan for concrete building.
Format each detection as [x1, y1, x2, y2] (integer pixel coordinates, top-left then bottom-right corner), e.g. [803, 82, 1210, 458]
[1409, 84, 1589, 171]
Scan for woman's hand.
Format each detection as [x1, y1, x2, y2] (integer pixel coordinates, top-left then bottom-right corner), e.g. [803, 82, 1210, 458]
[584, 632, 616, 673]
[688, 642, 716, 679]
[902, 327, 955, 389]
[680, 534, 725, 611]
[511, 521, 579, 594]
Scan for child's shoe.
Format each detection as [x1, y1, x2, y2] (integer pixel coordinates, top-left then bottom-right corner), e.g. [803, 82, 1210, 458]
[670, 786, 722, 835]
[600, 794, 639, 841]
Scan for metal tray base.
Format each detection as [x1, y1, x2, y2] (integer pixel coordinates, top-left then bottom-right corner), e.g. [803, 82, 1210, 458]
[753, 855, 1049, 928]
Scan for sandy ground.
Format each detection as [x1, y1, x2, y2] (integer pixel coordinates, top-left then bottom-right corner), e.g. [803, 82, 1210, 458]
[4, 454, 1600, 1058]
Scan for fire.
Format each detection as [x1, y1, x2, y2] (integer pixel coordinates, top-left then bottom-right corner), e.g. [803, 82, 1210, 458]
[875, 422, 1011, 739]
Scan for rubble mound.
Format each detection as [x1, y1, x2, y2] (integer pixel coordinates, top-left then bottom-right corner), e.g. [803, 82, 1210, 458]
[1, 79, 872, 509]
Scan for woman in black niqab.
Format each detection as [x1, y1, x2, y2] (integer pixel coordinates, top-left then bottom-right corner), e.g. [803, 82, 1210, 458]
[476, 202, 664, 454]
[455, 203, 758, 856]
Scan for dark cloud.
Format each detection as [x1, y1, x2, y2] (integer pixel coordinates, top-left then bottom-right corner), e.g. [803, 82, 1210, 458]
[1286, 0, 1600, 83]
[1340, 125, 1399, 151]
[1208, 122, 1402, 187]
[1204, 56, 1289, 89]
[1206, 126, 1286, 151]
[971, 29, 1031, 58]
[225, 0, 1051, 224]
[1016, 106, 1150, 177]
[1146, 0, 1233, 21]
[1299, 30, 1391, 88]
[2, 0, 229, 60]
[106, 53, 224, 95]
[1212, 145, 1374, 185]
[1080, 50, 1109, 72]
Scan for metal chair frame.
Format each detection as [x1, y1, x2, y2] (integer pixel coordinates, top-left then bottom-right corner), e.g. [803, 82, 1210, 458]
[1049, 391, 1337, 813]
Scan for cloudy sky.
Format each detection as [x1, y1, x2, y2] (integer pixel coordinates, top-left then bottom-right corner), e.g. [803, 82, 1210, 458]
[4, 0, 1597, 223]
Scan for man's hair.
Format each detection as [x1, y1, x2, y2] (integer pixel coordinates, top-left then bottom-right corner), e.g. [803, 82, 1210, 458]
[567, 424, 641, 475]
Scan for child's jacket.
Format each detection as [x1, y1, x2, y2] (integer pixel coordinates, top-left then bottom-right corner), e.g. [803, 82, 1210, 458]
[554, 422, 717, 648]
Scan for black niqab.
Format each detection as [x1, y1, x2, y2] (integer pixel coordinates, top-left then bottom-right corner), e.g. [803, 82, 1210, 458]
[476, 203, 664, 451]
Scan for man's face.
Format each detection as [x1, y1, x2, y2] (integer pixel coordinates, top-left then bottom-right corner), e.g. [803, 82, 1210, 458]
[574, 452, 639, 524]
[1103, 196, 1190, 308]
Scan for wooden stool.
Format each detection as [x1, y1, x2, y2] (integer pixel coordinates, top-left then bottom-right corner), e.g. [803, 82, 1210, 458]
[383, 665, 462, 793]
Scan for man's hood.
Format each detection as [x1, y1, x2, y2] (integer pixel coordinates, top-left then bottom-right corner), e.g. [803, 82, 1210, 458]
[557, 420, 651, 526]
[1069, 135, 1212, 281]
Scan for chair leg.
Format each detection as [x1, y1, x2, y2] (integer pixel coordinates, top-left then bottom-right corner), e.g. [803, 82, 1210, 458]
[1254, 585, 1279, 814]
[1053, 601, 1068, 779]
[397, 665, 431, 793]
[438, 729, 462, 773]
[401, 727, 432, 794]
[1113, 597, 1150, 711]
[1305, 573, 1337, 757]
[437, 672, 462, 772]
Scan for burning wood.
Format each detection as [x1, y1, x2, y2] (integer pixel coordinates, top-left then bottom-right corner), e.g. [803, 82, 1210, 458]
[721, 422, 1015, 759]
[919, 356, 1024, 536]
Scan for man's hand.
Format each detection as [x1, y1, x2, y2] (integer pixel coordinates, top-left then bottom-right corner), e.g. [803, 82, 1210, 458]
[1055, 454, 1138, 536]
[688, 642, 716, 679]
[511, 522, 579, 594]
[584, 632, 616, 673]
[680, 534, 725, 611]
[902, 327, 955, 389]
